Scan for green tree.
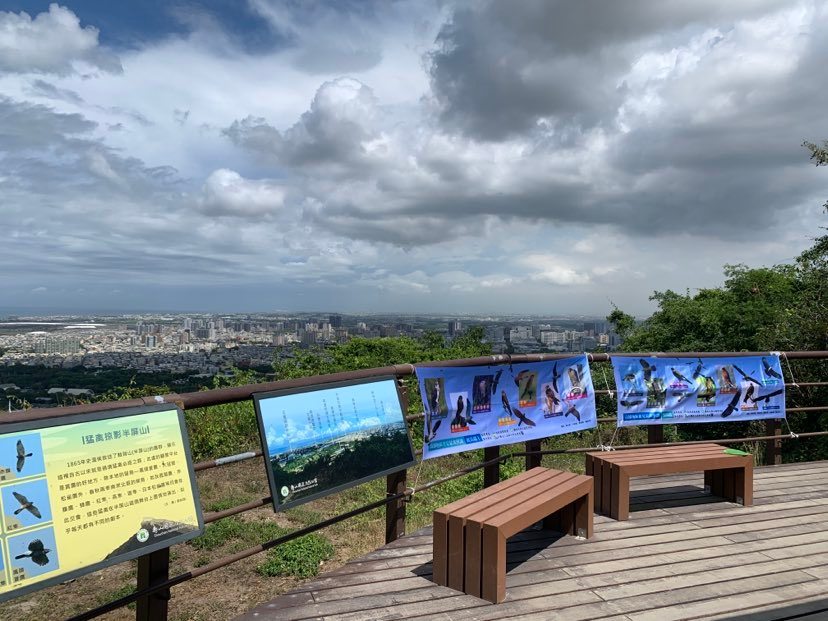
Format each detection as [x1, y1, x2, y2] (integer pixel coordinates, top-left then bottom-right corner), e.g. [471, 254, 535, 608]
[606, 305, 636, 339]
[273, 328, 492, 420]
[273, 327, 491, 380]
[617, 264, 797, 353]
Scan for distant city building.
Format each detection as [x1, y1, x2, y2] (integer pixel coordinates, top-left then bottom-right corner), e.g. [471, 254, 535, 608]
[32, 337, 81, 354]
[448, 320, 462, 336]
[584, 320, 609, 337]
[329, 314, 343, 328]
[334, 327, 349, 343]
[509, 326, 532, 340]
[301, 330, 319, 346]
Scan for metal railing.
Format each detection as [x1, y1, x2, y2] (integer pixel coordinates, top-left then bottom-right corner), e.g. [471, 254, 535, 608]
[2, 350, 826, 621]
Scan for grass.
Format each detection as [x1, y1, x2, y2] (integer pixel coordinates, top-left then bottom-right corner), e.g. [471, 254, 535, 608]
[256, 534, 335, 578]
[204, 494, 254, 512]
[97, 584, 136, 610]
[189, 517, 286, 552]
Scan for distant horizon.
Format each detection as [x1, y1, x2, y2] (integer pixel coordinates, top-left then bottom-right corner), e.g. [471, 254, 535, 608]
[0, 306, 616, 321]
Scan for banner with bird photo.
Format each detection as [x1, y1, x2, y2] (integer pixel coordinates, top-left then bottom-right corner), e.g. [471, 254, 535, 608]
[612, 355, 785, 426]
[415, 356, 597, 460]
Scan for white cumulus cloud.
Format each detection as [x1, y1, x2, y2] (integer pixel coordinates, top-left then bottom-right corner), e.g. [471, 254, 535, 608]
[0, 4, 121, 76]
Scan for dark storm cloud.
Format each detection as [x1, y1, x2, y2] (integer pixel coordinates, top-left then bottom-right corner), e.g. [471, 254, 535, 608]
[428, 0, 790, 141]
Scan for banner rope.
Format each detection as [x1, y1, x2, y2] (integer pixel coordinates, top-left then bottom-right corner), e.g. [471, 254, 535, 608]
[776, 351, 800, 389]
[600, 427, 619, 451]
[783, 417, 799, 439]
[600, 363, 615, 399]
[407, 458, 426, 498]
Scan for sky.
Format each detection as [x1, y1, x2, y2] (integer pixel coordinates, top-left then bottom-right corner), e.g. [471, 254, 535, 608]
[1, 1, 826, 317]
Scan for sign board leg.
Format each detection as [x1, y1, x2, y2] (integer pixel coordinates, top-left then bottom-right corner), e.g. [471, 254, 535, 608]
[648, 425, 664, 444]
[385, 469, 407, 544]
[765, 419, 782, 465]
[136, 548, 170, 621]
[483, 446, 500, 488]
[525, 439, 542, 470]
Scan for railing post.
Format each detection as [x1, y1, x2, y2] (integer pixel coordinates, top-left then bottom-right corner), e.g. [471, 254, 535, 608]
[136, 548, 170, 621]
[648, 425, 664, 445]
[483, 446, 500, 487]
[385, 469, 407, 543]
[525, 439, 542, 470]
[765, 419, 782, 465]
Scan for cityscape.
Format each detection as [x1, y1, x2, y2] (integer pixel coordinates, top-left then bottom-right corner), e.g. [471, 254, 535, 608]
[0, 311, 622, 408]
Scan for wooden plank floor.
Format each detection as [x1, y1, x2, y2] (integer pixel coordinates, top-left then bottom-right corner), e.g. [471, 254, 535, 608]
[236, 461, 828, 621]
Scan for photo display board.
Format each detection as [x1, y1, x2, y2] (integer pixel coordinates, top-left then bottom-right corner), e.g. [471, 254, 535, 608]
[0, 404, 203, 602]
[254, 377, 416, 511]
[612, 355, 786, 426]
[415, 356, 597, 460]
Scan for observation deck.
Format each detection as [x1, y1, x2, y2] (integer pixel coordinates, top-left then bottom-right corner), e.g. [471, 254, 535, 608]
[238, 460, 828, 621]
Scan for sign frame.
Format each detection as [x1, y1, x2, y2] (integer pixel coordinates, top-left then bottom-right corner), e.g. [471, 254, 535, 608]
[254, 375, 417, 512]
[0, 403, 204, 603]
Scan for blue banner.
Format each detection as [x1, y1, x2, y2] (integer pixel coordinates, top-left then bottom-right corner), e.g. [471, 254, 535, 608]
[416, 356, 597, 460]
[612, 355, 785, 426]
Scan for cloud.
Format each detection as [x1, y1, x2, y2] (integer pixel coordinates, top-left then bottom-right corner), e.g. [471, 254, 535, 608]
[25, 79, 85, 105]
[2, 0, 826, 316]
[0, 4, 121, 76]
[427, 0, 791, 141]
[225, 77, 380, 173]
[249, 0, 385, 73]
[222, 1, 828, 248]
[197, 169, 287, 216]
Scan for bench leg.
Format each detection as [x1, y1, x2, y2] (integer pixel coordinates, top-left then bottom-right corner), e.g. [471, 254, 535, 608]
[737, 463, 753, 506]
[591, 456, 603, 513]
[601, 460, 612, 516]
[464, 520, 483, 598]
[610, 466, 630, 521]
[709, 469, 724, 498]
[447, 514, 466, 592]
[704, 470, 712, 492]
[722, 468, 735, 501]
[560, 502, 575, 535]
[433, 511, 448, 586]
[542, 510, 561, 532]
[481, 524, 507, 604]
[574, 491, 593, 539]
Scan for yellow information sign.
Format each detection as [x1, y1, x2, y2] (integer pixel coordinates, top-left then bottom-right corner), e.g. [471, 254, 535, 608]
[0, 405, 203, 602]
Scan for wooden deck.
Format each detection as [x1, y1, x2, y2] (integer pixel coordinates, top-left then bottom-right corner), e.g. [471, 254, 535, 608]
[237, 461, 828, 621]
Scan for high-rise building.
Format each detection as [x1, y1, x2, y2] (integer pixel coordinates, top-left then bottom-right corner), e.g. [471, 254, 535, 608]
[329, 314, 343, 328]
[448, 320, 462, 336]
[32, 337, 81, 354]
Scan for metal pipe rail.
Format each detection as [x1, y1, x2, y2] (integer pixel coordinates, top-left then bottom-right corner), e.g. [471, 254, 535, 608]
[2, 349, 825, 621]
[6, 351, 825, 423]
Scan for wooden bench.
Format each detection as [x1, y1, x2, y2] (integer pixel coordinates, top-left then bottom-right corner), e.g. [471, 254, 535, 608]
[432, 467, 593, 603]
[585, 443, 753, 520]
